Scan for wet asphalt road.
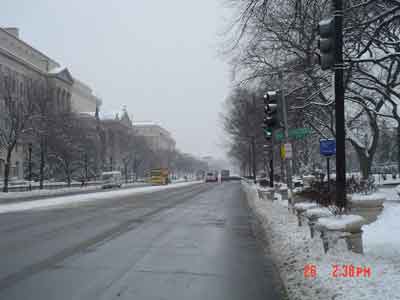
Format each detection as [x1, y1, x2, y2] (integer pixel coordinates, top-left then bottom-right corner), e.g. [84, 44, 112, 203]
[0, 182, 284, 300]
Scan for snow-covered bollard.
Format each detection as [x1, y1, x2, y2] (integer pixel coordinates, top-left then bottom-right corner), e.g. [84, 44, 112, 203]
[304, 207, 333, 238]
[348, 193, 385, 224]
[293, 202, 318, 226]
[315, 215, 365, 254]
[257, 186, 274, 201]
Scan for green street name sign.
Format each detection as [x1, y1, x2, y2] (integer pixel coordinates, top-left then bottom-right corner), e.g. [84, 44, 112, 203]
[275, 127, 312, 141]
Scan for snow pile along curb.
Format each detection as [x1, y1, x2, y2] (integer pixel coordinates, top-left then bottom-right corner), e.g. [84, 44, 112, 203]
[0, 181, 203, 214]
[242, 181, 400, 300]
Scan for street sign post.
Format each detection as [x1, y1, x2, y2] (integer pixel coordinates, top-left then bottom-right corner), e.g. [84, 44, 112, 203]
[320, 138, 336, 156]
[275, 127, 312, 141]
[320, 138, 336, 195]
[281, 143, 293, 159]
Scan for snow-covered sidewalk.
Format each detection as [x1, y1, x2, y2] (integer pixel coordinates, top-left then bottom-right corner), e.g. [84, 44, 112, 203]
[243, 181, 400, 300]
[0, 181, 202, 214]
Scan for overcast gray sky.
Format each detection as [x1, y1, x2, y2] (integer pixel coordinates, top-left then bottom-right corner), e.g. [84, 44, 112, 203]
[3, 0, 232, 159]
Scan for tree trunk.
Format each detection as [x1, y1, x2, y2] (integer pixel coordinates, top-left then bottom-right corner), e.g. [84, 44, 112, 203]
[354, 147, 373, 180]
[2, 147, 13, 193]
[39, 137, 45, 190]
[251, 137, 256, 182]
[65, 161, 71, 187]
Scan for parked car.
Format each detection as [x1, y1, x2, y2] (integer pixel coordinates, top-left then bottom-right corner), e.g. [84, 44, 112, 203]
[101, 171, 122, 189]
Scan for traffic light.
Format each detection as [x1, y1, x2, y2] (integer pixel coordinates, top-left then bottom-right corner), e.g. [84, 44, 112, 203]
[318, 17, 336, 70]
[262, 91, 280, 140]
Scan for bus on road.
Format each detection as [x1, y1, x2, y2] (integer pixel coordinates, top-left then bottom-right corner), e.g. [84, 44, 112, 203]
[150, 168, 169, 185]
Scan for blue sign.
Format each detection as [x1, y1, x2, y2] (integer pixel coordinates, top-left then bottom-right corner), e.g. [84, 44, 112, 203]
[320, 139, 336, 156]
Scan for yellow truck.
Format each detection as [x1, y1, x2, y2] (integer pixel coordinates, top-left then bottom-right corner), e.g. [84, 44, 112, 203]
[149, 168, 169, 185]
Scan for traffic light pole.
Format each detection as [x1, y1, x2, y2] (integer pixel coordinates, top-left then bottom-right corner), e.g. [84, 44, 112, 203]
[270, 134, 274, 188]
[333, 0, 346, 210]
[279, 72, 293, 207]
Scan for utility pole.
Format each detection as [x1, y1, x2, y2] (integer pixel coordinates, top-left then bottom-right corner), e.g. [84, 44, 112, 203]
[279, 72, 293, 206]
[333, 0, 346, 210]
[270, 137, 274, 188]
[252, 136, 256, 183]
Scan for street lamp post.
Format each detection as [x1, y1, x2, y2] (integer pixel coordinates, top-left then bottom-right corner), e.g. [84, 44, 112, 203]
[28, 143, 32, 191]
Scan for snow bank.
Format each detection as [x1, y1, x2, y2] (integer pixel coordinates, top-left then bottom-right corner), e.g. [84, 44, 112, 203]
[242, 181, 400, 300]
[0, 182, 146, 201]
[0, 181, 202, 214]
[304, 207, 333, 219]
[379, 187, 399, 202]
[294, 202, 318, 211]
[0, 186, 98, 200]
[316, 215, 365, 231]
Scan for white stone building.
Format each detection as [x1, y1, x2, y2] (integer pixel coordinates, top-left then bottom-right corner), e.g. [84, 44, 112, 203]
[0, 27, 101, 181]
[132, 122, 176, 152]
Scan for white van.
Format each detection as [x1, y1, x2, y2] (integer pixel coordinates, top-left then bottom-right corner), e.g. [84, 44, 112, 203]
[101, 171, 122, 189]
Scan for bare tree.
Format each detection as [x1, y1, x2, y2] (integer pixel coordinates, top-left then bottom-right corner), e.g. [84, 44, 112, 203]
[0, 71, 35, 192]
[222, 0, 400, 179]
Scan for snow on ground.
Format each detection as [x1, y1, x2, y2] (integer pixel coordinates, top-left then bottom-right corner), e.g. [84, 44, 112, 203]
[378, 187, 399, 202]
[364, 202, 400, 258]
[0, 182, 144, 201]
[0, 185, 98, 200]
[0, 181, 202, 214]
[243, 181, 400, 300]
[373, 174, 400, 186]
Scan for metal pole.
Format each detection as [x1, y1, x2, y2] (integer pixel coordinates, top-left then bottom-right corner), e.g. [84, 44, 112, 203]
[269, 158, 274, 187]
[270, 132, 274, 188]
[327, 156, 330, 194]
[333, 0, 346, 210]
[279, 72, 293, 205]
[28, 143, 32, 191]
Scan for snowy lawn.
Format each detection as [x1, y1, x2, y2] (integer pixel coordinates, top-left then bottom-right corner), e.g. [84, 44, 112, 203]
[0, 181, 203, 214]
[244, 181, 400, 300]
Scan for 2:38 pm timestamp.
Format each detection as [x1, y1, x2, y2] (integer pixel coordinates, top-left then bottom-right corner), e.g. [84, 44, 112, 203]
[331, 264, 371, 278]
